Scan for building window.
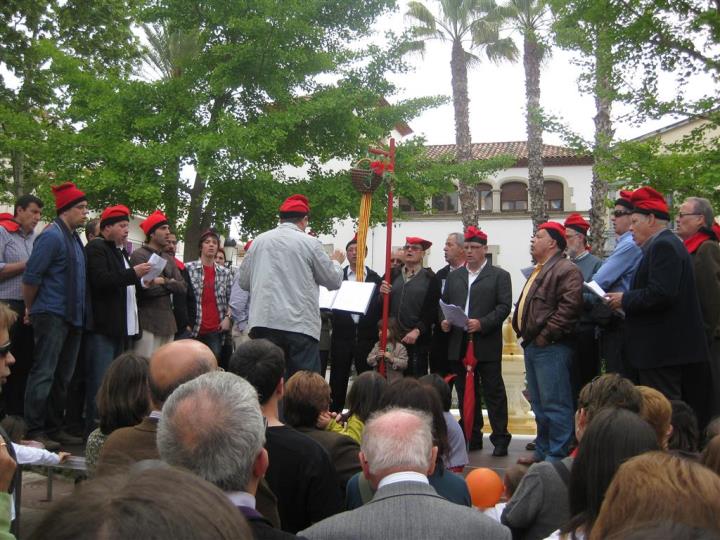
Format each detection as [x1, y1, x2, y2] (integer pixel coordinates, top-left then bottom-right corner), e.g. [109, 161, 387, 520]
[477, 183, 493, 212]
[432, 192, 458, 213]
[544, 180, 564, 211]
[501, 182, 528, 211]
[399, 197, 418, 213]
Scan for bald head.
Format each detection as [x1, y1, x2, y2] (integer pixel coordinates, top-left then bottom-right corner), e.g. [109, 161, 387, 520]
[360, 408, 434, 479]
[149, 340, 217, 409]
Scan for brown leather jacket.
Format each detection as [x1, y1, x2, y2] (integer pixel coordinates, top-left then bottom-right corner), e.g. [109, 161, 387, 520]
[512, 252, 583, 346]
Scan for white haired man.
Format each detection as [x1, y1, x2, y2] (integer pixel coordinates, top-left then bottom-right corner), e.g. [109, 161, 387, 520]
[299, 408, 510, 540]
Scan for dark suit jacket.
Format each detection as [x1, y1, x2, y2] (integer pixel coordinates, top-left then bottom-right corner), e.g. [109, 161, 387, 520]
[622, 229, 710, 370]
[85, 237, 141, 337]
[237, 505, 301, 540]
[692, 239, 720, 341]
[294, 426, 362, 490]
[443, 263, 512, 363]
[331, 266, 381, 341]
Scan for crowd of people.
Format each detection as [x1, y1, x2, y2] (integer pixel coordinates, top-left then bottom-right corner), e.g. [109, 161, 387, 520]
[0, 183, 715, 538]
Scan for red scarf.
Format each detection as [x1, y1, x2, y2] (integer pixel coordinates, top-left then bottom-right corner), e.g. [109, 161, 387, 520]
[174, 256, 185, 271]
[0, 213, 20, 233]
[684, 229, 716, 254]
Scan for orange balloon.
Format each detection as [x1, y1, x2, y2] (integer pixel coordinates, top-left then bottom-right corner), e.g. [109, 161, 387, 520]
[465, 467, 504, 509]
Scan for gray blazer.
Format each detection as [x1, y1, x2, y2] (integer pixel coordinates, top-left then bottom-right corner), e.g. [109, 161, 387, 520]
[300, 480, 511, 540]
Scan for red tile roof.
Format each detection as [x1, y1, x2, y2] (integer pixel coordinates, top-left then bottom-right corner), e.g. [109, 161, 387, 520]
[424, 141, 593, 166]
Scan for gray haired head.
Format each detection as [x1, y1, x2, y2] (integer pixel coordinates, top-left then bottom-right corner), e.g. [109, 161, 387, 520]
[157, 371, 265, 492]
[448, 232, 464, 247]
[687, 197, 715, 228]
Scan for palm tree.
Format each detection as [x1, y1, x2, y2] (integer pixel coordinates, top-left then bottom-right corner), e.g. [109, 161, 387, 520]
[406, 0, 517, 229]
[497, 0, 550, 232]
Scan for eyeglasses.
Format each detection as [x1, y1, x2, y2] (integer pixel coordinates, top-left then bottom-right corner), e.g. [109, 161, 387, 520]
[612, 210, 632, 218]
[403, 245, 423, 251]
[0, 341, 11, 357]
[677, 212, 702, 218]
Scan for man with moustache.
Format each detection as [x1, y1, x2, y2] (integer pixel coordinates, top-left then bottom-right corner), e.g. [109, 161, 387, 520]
[513, 222, 583, 462]
[84, 205, 152, 433]
[130, 210, 186, 357]
[0, 194, 43, 416]
[379, 237, 441, 376]
[441, 227, 512, 455]
[23, 182, 89, 449]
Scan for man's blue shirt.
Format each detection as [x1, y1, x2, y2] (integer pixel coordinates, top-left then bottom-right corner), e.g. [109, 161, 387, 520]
[23, 222, 86, 326]
[591, 231, 643, 293]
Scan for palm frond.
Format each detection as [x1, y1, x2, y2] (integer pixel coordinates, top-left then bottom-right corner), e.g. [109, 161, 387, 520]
[405, 1, 438, 33]
[485, 37, 519, 63]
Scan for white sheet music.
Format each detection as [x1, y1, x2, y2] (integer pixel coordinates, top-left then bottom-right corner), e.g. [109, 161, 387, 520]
[319, 281, 376, 314]
[439, 300, 468, 330]
[583, 280, 606, 299]
[142, 253, 167, 286]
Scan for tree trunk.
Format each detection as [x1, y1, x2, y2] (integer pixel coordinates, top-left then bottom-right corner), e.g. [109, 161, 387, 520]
[451, 39, 477, 230]
[590, 29, 614, 256]
[524, 33, 546, 232]
[183, 168, 206, 261]
[11, 151, 24, 197]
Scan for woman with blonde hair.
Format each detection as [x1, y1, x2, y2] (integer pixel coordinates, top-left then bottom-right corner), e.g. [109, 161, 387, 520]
[590, 452, 720, 539]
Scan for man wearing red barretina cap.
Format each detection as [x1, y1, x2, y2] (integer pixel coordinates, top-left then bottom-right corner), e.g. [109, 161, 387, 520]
[84, 205, 153, 434]
[0, 194, 43, 418]
[606, 187, 711, 426]
[512, 222, 583, 463]
[238, 194, 345, 376]
[441, 227, 513, 455]
[130, 210, 187, 357]
[22, 182, 89, 449]
[379, 236, 441, 376]
[589, 191, 642, 377]
[563, 213, 602, 401]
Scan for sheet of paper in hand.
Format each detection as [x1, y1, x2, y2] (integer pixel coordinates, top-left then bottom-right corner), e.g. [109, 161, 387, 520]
[319, 281, 377, 314]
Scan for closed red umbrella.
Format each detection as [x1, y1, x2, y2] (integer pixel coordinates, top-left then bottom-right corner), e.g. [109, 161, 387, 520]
[462, 335, 478, 442]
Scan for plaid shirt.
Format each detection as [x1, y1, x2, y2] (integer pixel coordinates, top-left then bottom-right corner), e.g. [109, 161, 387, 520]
[185, 260, 232, 337]
[0, 226, 35, 301]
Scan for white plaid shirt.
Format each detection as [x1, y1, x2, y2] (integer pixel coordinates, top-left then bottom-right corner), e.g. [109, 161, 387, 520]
[185, 260, 232, 337]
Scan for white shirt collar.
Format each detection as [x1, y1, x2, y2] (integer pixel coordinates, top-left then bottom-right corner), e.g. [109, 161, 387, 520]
[377, 471, 429, 489]
[149, 410, 162, 420]
[225, 491, 256, 509]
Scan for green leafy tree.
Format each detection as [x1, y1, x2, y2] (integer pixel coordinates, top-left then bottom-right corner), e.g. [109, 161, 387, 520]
[47, 0, 443, 259]
[0, 0, 139, 198]
[497, 0, 551, 231]
[405, 0, 517, 229]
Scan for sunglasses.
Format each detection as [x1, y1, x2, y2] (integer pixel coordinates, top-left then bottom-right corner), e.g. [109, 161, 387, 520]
[0, 341, 11, 357]
[403, 245, 423, 252]
[612, 210, 632, 218]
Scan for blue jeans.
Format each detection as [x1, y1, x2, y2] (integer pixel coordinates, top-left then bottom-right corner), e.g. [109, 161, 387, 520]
[24, 313, 82, 435]
[250, 327, 320, 377]
[85, 332, 128, 433]
[196, 332, 222, 360]
[524, 342, 574, 461]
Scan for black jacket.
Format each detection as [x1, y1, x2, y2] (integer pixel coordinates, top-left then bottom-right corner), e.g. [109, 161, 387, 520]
[384, 266, 441, 342]
[622, 229, 710, 370]
[443, 263, 512, 363]
[331, 266, 382, 341]
[85, 237, 141, 337]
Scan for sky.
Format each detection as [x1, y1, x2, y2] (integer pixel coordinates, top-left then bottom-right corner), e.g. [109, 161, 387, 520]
[377, 0, 701, 147]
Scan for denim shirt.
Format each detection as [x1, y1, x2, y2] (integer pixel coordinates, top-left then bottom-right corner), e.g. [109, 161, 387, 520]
[23, 222, 86, 327]
[590, 231, 643, 293]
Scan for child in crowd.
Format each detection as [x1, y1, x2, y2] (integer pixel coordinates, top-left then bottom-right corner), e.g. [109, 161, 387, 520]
[420, 374, 468, 472]
[1, 416, 70, 466]
[367, 318, 407, 382]
[484, 463, 530, 522]
[317, 370, 386, 444]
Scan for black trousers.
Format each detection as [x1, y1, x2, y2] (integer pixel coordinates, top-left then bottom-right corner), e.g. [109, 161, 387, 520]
[451, 357, 511, 448]
[638, 361, 711, 429]
[405, 341, 430, 377]
[329, 335, 373, 412]
[1, 300, 34, 417]
[429, 327, 451, 376]
[600, 317, 637, 382]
